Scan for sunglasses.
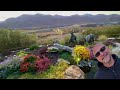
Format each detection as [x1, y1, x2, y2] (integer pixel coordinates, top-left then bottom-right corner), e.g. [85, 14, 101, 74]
[95, 46, 106, 57]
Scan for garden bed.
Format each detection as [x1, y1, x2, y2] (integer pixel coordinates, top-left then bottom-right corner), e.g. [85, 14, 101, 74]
[0, 44, 97, 79]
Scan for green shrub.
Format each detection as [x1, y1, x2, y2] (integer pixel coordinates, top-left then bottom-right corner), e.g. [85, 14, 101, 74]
[36, 60, 69, 79]
[18, 72, 35, 79]
[0, 57, 22, 79]
[0, 29, 37, 52]
[59, 52, 72, 62]
[83, 25, 120, 38]
[29, 44, 39, 51]
[76, 33, 85, 43]
[108, 45, 113, 51]
[16, 50, 28, 58]
[59, 39, 66, 45]
[6, 71, 23, 79]
[59, 35, 70, 46]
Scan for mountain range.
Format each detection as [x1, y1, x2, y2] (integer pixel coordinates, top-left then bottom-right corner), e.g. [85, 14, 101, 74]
[0, 14, 120, 29]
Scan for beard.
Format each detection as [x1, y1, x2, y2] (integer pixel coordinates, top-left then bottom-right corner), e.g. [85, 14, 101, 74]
[102, 54, 111, 63]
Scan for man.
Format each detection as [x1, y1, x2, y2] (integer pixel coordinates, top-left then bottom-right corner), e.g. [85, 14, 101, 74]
[92, 43, 120, 79]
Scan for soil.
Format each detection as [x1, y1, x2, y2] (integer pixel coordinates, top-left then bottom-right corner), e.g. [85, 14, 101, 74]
[45, 52, 60, 65]
[31, 45, 60, 65]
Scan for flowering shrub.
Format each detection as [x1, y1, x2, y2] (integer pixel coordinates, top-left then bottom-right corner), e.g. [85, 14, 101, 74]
[20, 62, 29, 72]
[23, 54, 40, 63]
[20, 54, 40, 73]
[35, 56, 51, 73]
[20, 54, 51, 73]
[72, 45, 90, 64]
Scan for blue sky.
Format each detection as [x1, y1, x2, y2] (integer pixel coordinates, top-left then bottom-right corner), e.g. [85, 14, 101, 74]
[0, 11, 120, 21]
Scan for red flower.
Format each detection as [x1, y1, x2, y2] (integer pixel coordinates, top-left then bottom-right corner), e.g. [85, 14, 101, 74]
[20, 54, 51, 73]
[20, 62, 29, 72]
[35, 56, 51, 73]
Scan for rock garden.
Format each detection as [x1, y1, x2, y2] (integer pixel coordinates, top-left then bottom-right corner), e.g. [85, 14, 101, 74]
[1, 25, 120, 79]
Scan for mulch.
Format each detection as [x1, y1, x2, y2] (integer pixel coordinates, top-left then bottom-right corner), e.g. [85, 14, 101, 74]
[45, 52, 60, 65]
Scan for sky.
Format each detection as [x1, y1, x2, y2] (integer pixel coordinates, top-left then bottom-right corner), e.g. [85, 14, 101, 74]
[0, 11, 120, 21]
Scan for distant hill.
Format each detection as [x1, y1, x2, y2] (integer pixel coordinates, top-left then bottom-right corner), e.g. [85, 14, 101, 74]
[0, 14, 120, 29]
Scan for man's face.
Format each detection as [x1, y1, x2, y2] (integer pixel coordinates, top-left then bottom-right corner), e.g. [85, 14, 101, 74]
[93, 44, 111, 64]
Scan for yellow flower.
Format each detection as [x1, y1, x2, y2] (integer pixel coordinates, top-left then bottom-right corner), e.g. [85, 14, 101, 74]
[73, 45, 90, 64]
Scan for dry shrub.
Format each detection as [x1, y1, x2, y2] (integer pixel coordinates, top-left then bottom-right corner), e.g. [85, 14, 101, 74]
[98, 35, 107, 41]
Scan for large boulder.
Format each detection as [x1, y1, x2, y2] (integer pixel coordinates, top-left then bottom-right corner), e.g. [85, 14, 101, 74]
[85, 34, 95, 44]
[112, 47, 120, 58]
[113, 42, 120, 47]
[104, 38, 120, 46]
[64, 65, 85, 79]
[53, 43, 73, 52]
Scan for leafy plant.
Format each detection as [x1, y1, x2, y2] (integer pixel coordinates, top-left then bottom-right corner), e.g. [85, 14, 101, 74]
[29, 44, 39, 51]
[20, 54, 40, 73]
[16, 50, 28, 58]
[24, 54, 39, 63]
[20, 53, 52, 73]
[35, 56, 51, 73]
[0, 56, 22, 79]
[32, 46, 48, 58]
[47, 47, 58, 53]
[59, 52, 72, 62]
[36, 60, 69, 79]
[18, 72, 35, 79]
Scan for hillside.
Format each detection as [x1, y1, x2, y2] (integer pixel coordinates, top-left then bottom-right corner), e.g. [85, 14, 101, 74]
[0, 14, 120, 29]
